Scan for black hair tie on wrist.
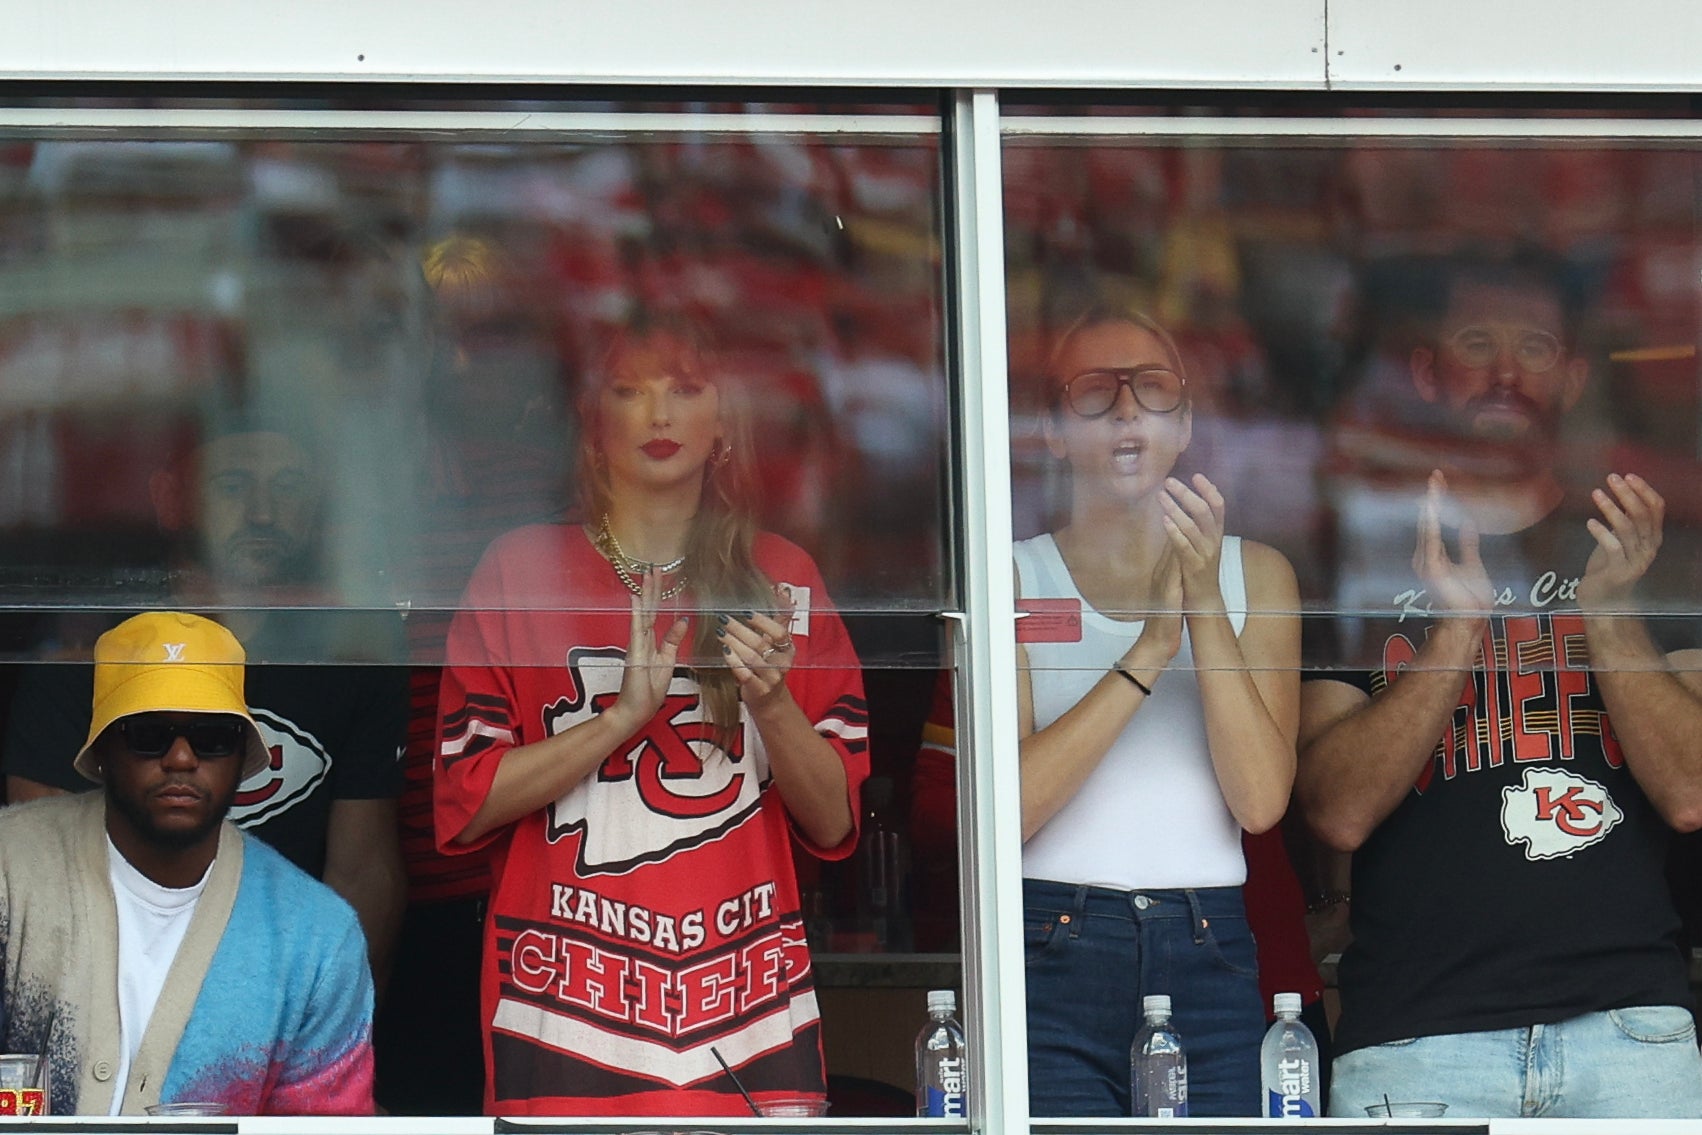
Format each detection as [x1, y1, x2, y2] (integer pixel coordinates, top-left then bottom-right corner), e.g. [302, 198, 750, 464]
[1113, 667, 1153, 697]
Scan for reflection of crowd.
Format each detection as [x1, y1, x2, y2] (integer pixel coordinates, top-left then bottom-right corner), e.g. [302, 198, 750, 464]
[0, 127, 949, 1117]
[1002, 243, 1702, 1120]
[3, 127, 1702, 1125]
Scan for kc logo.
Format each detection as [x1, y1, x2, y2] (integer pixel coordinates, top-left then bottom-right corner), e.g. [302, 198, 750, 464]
[1500, 767, 1621, 860]
[543, 646, 766, 876]
[231, 708, 332, 827]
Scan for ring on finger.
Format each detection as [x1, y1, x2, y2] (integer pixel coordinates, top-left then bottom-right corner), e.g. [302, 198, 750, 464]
[760, 646, 777, 659]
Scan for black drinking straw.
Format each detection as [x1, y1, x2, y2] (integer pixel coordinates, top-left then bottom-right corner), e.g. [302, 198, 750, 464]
[711, 1046, 763, 1117]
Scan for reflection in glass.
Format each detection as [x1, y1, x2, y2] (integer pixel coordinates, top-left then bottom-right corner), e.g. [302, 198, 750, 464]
[1004, 123, 1702, 1121]
[0, 128, 950, 668]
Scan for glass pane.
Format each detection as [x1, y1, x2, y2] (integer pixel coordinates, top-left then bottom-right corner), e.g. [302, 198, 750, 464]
[1004, 110, 1702, 1123]
[0, 109, 951, 672]
[0, 99, 956, 1122]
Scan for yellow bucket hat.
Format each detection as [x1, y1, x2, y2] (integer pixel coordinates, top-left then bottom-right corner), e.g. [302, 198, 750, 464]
[73, 612, 270, 784]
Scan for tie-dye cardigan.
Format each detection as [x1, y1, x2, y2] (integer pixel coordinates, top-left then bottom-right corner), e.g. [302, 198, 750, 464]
[0, 792, 374, 1115]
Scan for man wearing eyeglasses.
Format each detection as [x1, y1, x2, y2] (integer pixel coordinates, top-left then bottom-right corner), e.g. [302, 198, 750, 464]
[1298, 251, 1702, 1117]
[0, 612, 374, 1115]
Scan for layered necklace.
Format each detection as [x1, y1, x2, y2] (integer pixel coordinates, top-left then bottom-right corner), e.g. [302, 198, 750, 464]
[593, 513, 689, 600]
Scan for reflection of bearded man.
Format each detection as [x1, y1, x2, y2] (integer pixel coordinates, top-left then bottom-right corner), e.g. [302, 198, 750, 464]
[1410, 268, 1587, 484]
[151, 429, 324, 594]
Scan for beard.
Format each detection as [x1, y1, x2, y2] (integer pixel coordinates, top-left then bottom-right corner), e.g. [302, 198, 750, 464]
[105, 776, 237, 852]
[1460, 389, 1563, 443]
[1441, 389, 1567, 479]
[204, 525, 318, 590]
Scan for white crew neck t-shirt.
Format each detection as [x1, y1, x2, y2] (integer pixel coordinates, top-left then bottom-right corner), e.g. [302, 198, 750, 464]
[105, 838, 211, 1114]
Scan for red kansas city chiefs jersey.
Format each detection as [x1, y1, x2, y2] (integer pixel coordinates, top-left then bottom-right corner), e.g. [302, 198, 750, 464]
[434, 524, 869, 1116]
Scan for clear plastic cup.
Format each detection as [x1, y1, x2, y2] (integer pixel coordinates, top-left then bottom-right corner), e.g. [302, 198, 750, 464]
[756, 1096, 829, 1117]
[1365, 1101, 1449, 1118]
[146, 1101, 229, 1116]
[0, 1054, 47, 1115]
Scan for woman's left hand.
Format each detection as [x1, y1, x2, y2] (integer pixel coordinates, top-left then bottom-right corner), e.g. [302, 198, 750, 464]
[718, 602, 798, 712]
[1161, 473, 1227, 607]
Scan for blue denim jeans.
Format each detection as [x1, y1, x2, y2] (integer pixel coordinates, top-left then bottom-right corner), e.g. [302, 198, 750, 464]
[1331, 1006, 1702, 1119]
[1023, 878, 1263, 1117]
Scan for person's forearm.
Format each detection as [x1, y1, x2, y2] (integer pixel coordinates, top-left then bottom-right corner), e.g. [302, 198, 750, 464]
[748, 691, 853, 848]
[1586, 617, 1702, 831]
[1298, 617, 1483, 851]
[325, 848, 406, 999]
[1189, 608, 1296, 833]
[454, 708, 641, 845]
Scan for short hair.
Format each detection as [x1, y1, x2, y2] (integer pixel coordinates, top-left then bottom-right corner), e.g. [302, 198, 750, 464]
[161, 405, 321, 490]
[1416, 247, 1586, 351]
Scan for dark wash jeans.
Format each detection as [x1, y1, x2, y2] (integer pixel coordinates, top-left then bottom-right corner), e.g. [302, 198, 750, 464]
[1023, 878, 1263, 1118]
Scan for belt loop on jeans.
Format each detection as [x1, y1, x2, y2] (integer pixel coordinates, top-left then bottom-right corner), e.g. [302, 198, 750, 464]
[1068, 884, 1088, 938]
[1185, 889, 1206, 945]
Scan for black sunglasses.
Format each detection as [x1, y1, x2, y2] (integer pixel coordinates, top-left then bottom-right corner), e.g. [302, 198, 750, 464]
[117, 715, 246, 760]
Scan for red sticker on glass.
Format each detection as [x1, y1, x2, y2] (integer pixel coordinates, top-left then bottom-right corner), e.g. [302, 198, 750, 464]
[1017, 598, 1083, 643]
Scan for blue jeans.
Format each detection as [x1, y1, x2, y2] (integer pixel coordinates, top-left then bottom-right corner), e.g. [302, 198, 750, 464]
[1331, 1006, 1702, 1119]
[1023, 879, 1263, 1117]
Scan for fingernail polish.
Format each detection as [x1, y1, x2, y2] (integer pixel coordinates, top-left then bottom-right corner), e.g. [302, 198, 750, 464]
[716, 613, 729, 625]
[714, 627, 726, 638]
[721, 644, 731, 654]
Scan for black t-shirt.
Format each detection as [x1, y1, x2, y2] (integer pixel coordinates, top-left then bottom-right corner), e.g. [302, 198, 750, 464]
[1311, 502, 1694, 1054]
[3, 615, 407, 880]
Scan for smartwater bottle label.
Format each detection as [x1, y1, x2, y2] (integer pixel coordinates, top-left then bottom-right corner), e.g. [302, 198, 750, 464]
[1267, 1090, 1317, 1118]
[924, 1085, 967, 1118]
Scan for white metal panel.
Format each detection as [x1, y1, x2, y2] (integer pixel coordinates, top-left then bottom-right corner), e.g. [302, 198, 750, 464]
[0, 0, 1325, 88]
[1329, 0, 1702, 90]
[0, 107, 939, 140]
[1003, 117, 1702, 140]
[947, 89, 1031, 1135]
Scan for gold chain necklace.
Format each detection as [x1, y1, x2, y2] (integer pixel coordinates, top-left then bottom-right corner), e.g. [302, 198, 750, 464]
[594, 514, 689, 600]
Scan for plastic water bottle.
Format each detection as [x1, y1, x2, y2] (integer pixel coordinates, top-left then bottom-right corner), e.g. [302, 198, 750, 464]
[1130, 993, 1188, 1118]
[1261, 992, 1321, 1118]
[915, 989, 968, 1117]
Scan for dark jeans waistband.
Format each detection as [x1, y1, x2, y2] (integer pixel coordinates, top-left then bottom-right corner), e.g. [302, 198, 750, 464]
[1024, 877, 1246, 922]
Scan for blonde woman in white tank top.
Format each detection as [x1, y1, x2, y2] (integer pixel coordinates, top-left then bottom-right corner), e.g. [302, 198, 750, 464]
[1016, 307, 1300, 1118]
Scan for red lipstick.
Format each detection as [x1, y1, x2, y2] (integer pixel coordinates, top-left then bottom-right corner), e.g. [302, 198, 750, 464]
[642, 439, 682, 459]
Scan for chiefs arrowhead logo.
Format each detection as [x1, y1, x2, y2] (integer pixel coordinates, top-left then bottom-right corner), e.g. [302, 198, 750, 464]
[542, 645, 766, 877]
[1500, 767, 1621, 861]
[230, 709, 332, 827]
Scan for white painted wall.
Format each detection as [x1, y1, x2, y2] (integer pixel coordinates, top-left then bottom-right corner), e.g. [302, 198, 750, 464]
[4, 1, 1697, 94]
[2, 0, 1328, 87]
[1329, 0, 1702, 91]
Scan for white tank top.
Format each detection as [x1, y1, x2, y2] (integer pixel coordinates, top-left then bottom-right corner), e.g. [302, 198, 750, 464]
[1018, 532, 1249, 890]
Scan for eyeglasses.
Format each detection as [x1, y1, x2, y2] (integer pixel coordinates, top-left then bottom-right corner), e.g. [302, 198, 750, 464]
[1057, 366, 1187, 417]
[1445, 325, 1564, 373]
[117, 715, 246, 760]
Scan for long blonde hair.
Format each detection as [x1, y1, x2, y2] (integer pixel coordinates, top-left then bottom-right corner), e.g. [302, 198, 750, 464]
[577, 314, 772, 744]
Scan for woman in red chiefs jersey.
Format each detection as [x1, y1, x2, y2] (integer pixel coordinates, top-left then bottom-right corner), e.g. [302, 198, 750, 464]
[433, 314, 869, 1117]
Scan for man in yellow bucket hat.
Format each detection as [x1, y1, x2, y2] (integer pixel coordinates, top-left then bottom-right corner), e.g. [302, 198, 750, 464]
[0, 611, 375, 1116]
